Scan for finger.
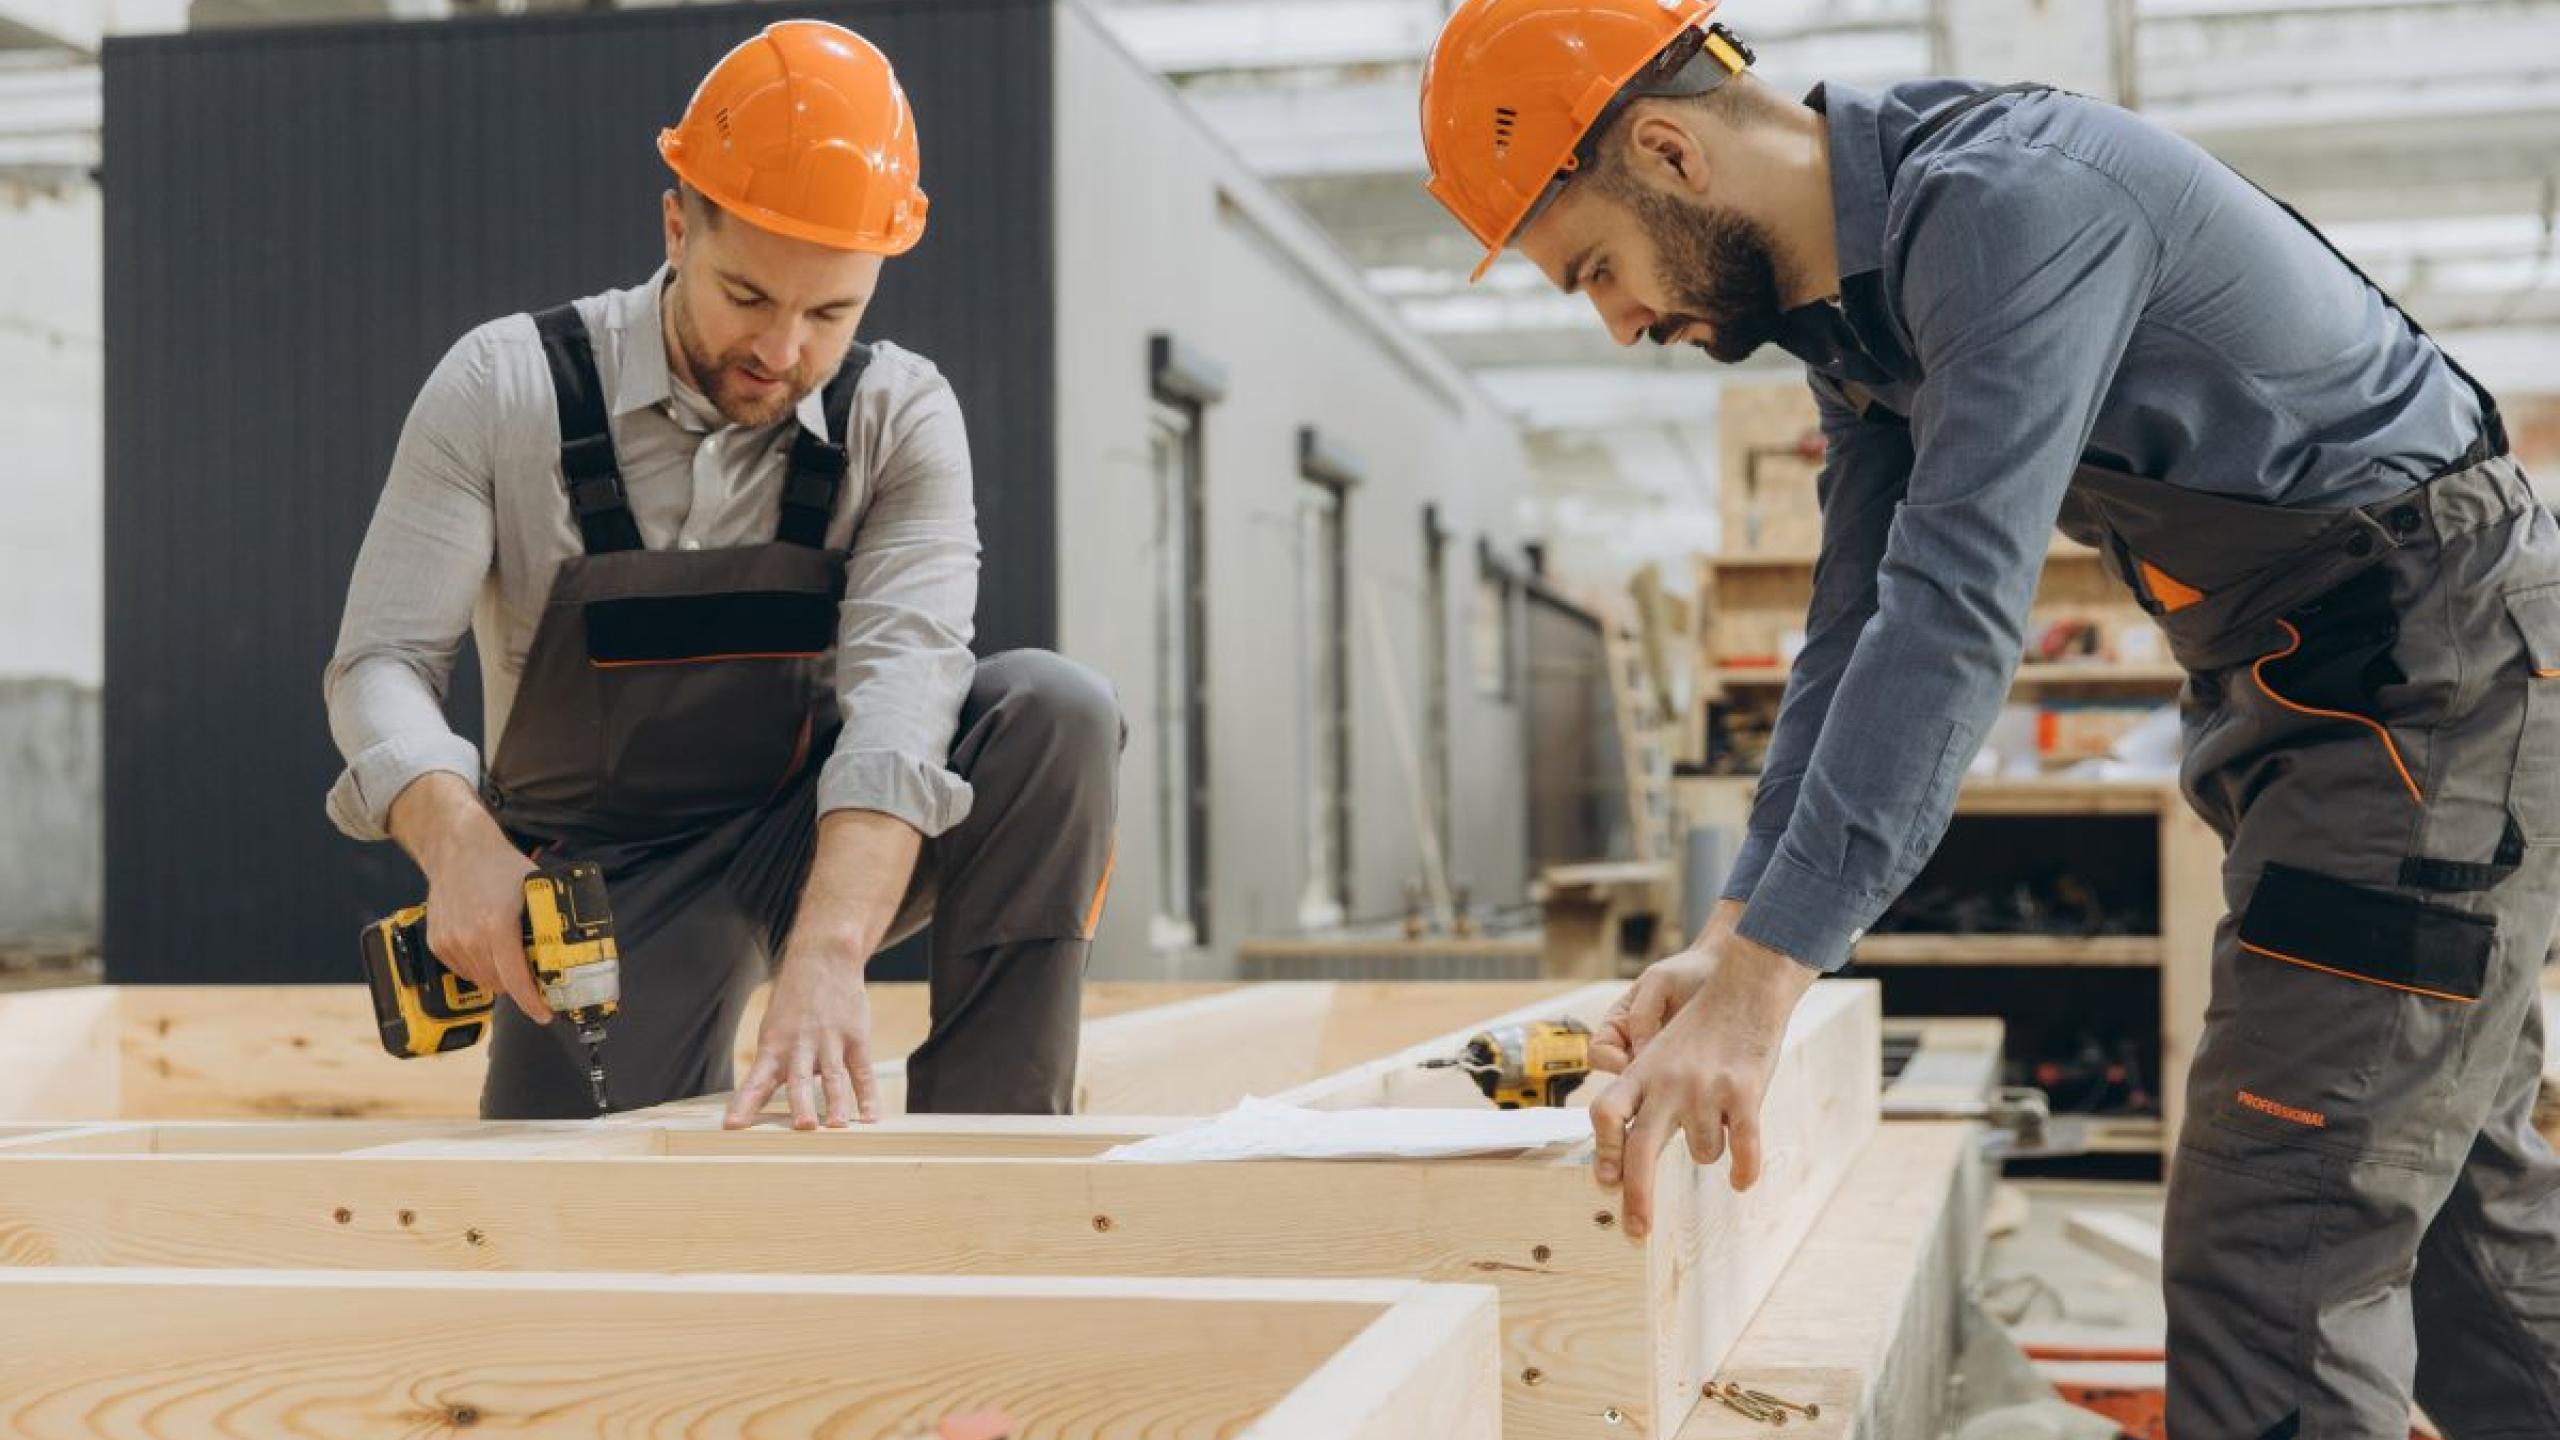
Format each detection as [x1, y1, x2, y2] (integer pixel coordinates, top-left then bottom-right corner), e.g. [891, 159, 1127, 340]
[787, 1053, 821, 1131]
[1621, 974, 1674, 1052]
[820, 1061, 855, 1130]
[843, 1032, 880, 1124]
[495, 933, 552, 1026]
[1590, 1009, 1635, 1074]
[1686, 1111, 1727, 1168]
[1727, 1097, 1764, 1191]
[724, 1054, 783, 1130]
[1590, 1073, 1640, 1189]
[1621, 1098, 1679, 1241]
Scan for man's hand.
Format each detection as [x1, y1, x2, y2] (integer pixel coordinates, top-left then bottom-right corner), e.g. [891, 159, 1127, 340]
[389, 772, 551, 1025]
[1587, 931, 1820, 1240]
[727, 935, 879, 1129]
[1591, 898, 1746, 1072]
[723, 808, 921, 1130]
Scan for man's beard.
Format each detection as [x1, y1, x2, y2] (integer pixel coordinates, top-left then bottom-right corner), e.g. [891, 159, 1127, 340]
[671, 282, 827, 428]
[1621, 187, 1789, 365]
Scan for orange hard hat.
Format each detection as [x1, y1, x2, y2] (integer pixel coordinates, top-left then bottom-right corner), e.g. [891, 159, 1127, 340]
[1420, 0, 1754, 281]
[658, 20, 929, 255]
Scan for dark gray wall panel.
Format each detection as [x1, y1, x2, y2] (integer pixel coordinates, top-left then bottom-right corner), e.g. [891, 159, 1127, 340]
[103, 0, 1054, 983]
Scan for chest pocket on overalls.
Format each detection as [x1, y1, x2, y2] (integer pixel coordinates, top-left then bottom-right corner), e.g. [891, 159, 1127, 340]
[583, 577, 839, 820]
[2503, 583, 2560, 843]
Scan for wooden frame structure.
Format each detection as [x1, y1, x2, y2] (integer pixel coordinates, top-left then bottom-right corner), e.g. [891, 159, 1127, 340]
[0, 1269, 1500, 1439]
[0, 979, 1884, 1439]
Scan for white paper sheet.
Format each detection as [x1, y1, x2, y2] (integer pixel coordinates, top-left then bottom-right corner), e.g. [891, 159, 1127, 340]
[1097, 1095, 1593, 1164]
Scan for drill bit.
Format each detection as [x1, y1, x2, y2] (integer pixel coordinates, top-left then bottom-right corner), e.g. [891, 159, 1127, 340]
[571, 1017, 611, 1113]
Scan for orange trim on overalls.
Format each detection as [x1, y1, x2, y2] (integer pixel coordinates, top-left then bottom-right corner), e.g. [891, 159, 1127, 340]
[2138, 559, 2205, 614]
[1080, 835, 1120, 941]
[2250, 619, 2424, 805]
[589, 650, 826, 670]
[2237, 939, 2478, 1005]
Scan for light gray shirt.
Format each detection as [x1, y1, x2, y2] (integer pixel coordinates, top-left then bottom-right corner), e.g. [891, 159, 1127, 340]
[324, 267, 981, 843]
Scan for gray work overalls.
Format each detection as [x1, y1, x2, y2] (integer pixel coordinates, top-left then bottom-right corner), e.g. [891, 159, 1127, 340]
[1852, 87, 2560, 1438]
[476, 303, 1122, 1121]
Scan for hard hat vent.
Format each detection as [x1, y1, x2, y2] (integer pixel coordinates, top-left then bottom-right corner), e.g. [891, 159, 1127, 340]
[714, 107, 733, 141]
[1492, 105, 1518, 156]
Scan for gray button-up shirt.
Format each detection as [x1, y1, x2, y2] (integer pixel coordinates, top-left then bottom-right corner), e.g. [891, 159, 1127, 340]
[1723, 81, 2485, 971]
[324, 267, 981, 843]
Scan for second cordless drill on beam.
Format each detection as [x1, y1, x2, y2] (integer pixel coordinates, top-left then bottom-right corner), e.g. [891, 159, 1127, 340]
[361, 862, 622, 1111]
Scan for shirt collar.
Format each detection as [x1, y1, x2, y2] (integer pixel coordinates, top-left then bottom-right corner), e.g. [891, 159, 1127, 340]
[1807, 82, 1888, 285]
[606, 264, 831, 439]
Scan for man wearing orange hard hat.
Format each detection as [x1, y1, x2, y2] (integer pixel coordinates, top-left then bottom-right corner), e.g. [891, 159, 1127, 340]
[325, 21, 1120, 1130]
[1423, 1, 2560, 1430]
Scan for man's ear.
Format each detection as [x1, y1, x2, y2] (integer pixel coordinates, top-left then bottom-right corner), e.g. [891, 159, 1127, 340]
[1626, 110, 1712, 198]
[661, 188, 687, 270]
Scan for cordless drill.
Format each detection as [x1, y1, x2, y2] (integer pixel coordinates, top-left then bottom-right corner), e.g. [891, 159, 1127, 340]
[361, 862, 622, 1111]
[1421, 1018, 1593, 1109]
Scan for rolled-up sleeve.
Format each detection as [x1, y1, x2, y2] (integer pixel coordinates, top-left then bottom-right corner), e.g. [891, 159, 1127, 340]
[1738, 147, 2161, 971]
[820, 365, 982, 836]
[322, 329, 501, 841]
[1721, 374, 1913, 908]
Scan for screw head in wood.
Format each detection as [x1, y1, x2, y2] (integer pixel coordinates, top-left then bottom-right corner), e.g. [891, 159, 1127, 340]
[1531, 1244, 1552, 1263]
[1594, 1210, 1616, 1229]
[1092, 1215, 1113, 1233]
[331, 1207, 352, 1225]
[1521, 1367, 1544, 1387]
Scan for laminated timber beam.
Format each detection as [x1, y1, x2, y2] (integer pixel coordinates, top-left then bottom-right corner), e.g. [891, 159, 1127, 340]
[0, 1270, 1499, 1440]
[0, 980, 1570, 1123]
[0, 979, 1882, 1438]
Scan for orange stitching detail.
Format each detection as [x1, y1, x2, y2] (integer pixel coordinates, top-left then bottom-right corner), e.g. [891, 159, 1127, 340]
[2251, 619, 2424, 804]
[2237, 939, 2479, 1005]
[589, 650, 824, 670]
[2237, 1089, 2327, 1129]
[1081, 835, 1120, 941]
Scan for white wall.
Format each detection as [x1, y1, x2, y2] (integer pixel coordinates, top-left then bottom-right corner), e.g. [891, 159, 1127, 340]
[1053, 1, 1535, 978]
[0, 181, 101, 685]
[0, 180, 103, 943]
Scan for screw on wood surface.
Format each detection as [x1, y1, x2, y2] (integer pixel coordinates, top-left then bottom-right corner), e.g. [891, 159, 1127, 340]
[1091, 1215, 1113, 1233]
[1712, 1388, 1783, 1425]
[1601, 1408, 1624, 1425]
[1742, 1387, 1820, 1420]
[398, 1210, 416, 1228]
[1531, 1244, 1552, 1263]
[1593, 1210, 1616, 1229]
[464, 1228, 487, 1247]
[1521, 1367, 1544, 1387]
[448, 1404, 479, 1427]
[331, 1207, 352, 1225]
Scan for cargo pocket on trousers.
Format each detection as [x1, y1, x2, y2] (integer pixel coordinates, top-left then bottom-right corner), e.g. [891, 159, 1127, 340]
[2504, 584, 2560, 843]
[2217, 863, 2491, 1163]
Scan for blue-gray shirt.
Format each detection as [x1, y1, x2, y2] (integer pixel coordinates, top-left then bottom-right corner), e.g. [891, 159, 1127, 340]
[1723, 80, 2487, 973]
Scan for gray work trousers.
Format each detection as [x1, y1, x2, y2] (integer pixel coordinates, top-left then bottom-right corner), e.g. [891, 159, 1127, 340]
[2162, 458, 2560, 1437]
[481, 650, 1124, 1120]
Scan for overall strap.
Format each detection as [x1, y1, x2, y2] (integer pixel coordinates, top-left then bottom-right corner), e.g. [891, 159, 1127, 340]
[531, 304, 645, 555]
[775, 342, 874, 549]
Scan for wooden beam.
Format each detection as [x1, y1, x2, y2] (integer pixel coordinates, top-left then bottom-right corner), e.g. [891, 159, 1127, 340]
[0, 987, 117, 1120]
[1270, 981, 1625, 1110]
[1675, 1120, 1986, 1438]
[0, 1269, 1498, 1440]
[0, 981, 1883, 1440]
[2065, 1208, 2164, 1287]
[0, 982, 1241, 1124]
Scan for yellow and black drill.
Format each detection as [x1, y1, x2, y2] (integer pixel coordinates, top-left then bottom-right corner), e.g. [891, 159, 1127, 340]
[1421, 1018, 1593, 1109]
[361, 862, 622, 1111]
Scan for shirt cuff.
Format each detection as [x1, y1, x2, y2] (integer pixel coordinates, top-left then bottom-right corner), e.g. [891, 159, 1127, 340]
[818, 748, 976, 838]
[326, 732, 483, 842]
[1719, 829, 1785, 906]
[1734, 850, 1881, 975]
